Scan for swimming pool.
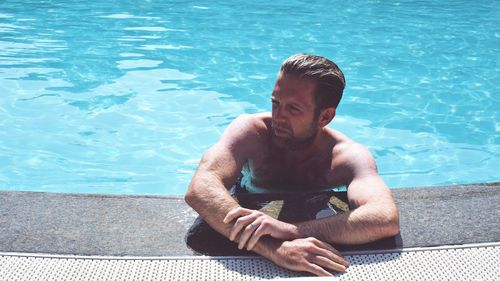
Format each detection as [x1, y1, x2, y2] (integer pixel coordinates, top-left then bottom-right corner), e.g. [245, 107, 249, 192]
[0, 0, 498, 195]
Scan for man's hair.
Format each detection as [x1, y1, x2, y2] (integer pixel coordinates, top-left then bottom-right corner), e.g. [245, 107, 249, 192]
[280, 54, 345, 114]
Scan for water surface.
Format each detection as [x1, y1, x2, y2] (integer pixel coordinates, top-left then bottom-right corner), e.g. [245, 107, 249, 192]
[0, 0, 498, 194]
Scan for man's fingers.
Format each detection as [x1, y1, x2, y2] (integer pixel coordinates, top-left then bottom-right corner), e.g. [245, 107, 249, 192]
[238, 221, 259, 249]
[246, 223, 266, 251]
[312, 239, 349, 267]
[303, 263, 333, 277]
[314, 245, 349, 268]
[229, 215, 256, 241]
[223, 207, 250, 224]
[312, 238, 342, 256]
[313, 255, 347, 273]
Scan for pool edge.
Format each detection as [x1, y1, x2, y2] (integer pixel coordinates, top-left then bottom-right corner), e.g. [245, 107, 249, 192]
[0, 182, 498, 256]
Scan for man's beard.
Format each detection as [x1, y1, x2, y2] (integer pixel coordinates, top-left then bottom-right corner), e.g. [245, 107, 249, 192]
[271, 121, 319, 150]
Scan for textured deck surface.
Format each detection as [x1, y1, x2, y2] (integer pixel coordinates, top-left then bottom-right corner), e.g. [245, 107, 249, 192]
[1, 243, 499, 280]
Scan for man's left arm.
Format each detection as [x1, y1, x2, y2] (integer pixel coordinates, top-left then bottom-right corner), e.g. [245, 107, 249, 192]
[294, 170, 400, 245]
[225, 144, 400, 250]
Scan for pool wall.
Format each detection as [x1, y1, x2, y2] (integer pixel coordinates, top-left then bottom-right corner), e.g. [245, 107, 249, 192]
[0, 183, 498, 256]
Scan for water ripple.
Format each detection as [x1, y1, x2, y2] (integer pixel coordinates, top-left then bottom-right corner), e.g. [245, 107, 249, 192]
[0, 0, 498, 194]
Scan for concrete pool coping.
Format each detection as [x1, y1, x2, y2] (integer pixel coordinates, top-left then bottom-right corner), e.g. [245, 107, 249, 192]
[0, 182, 499, 256]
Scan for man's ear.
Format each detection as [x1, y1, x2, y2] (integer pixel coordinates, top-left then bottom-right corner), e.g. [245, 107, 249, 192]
[319, 107, 336, 127]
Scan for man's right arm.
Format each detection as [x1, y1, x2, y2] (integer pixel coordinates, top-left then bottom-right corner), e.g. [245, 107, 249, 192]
[184, 115, 287, 263]
[184, 115, 347, 276]
[184, 142, 244, 238]
[184, 115, 257, 238]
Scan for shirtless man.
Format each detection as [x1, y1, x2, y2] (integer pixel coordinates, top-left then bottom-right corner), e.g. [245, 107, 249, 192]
[185, 54, 400, 276]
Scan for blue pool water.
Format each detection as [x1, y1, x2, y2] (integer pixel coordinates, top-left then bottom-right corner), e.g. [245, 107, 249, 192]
[0, 0, 498, 195]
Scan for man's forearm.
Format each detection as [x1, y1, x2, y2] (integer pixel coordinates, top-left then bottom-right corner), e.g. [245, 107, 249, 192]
[185, 172, 282, 259]
[185, 173, 240, 238]
[295, 203, 399, 245]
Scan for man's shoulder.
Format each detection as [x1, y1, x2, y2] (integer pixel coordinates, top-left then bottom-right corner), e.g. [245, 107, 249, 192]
[325, 129, 376, 171]
[219, 113, 271, 146]
[227, 113, 270, 135]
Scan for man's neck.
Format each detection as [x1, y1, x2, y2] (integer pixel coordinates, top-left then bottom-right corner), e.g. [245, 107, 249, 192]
[281, 129, 326, 161]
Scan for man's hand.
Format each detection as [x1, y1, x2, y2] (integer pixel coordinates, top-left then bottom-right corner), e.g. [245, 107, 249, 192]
[270, 237, 348, 276]
[223, 207, 299, 250]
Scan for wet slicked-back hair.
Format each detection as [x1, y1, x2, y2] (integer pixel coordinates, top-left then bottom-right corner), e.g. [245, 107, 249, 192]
[280, 54, 345, 114]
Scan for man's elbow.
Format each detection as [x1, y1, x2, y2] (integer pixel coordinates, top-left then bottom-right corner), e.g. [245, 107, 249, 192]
[184, 188, 195, 208]
[184, 179, 201, 209]
[383, 209, 400, 237]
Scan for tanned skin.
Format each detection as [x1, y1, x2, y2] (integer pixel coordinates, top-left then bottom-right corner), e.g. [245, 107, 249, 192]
[185, 73, 400, 276]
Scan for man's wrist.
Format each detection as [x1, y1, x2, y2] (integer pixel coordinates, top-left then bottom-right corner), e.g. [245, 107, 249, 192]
[292, 222, 308, 239]
[252, 236, 282, 261]
[288, 223, 302, 239]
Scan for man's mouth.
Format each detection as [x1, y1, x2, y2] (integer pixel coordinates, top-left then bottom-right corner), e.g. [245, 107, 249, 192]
[273, 124, 289, 136]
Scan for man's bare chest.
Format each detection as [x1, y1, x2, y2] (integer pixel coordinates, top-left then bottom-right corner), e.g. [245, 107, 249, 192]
[247, 150, 333, 189]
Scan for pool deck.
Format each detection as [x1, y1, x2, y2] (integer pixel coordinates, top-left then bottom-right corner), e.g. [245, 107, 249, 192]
[0, 183, 499, 256]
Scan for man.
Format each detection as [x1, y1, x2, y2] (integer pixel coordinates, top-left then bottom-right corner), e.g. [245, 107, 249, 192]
[185, 54, 400, 276]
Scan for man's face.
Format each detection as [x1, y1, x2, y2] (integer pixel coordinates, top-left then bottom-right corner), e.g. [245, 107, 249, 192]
[271, 73, 320, 149]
